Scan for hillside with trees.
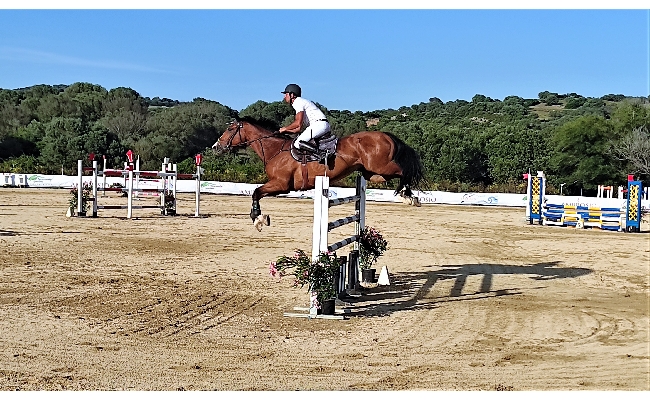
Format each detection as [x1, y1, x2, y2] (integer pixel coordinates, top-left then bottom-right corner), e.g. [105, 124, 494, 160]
[1, 82, 648, 196]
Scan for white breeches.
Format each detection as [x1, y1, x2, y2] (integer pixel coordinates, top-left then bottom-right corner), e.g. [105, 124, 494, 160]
[294, 120, 331, 148]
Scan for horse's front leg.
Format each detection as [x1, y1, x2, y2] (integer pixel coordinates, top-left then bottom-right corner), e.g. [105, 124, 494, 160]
[249, 181, 290, 231]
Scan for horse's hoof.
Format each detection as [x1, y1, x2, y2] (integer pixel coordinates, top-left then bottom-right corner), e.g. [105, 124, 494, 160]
[263, 215, 270, 226]
[254, 216, 264, 231]
[413, 197, 421, 207]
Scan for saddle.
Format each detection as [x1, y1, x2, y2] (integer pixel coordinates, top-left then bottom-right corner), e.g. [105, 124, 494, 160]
[290, 132, 338, 163]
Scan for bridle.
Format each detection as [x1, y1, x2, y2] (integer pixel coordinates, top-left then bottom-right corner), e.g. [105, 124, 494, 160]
[222, 121, 287, 166]
[223, 121, 245, 149]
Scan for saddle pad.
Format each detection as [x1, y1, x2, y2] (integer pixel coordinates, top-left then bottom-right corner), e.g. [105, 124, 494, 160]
[290, 134, 338, 162]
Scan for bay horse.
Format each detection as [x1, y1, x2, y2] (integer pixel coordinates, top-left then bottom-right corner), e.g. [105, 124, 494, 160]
[212, 117, 424, 231]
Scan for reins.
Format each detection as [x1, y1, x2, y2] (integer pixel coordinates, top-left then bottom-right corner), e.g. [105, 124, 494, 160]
[224, 122, 288, 166]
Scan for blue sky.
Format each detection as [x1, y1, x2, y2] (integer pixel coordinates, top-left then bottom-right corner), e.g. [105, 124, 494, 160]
[0, 6, 648, 112]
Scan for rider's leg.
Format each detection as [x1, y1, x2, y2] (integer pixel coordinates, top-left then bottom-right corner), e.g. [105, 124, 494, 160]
[293, 121, 331, 151]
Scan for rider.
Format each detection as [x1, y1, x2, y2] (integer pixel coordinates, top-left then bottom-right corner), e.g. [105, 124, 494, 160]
[278, 84, 331, 158]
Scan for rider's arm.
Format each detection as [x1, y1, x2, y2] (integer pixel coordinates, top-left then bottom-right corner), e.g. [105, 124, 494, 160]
[279, 111, 304, 133]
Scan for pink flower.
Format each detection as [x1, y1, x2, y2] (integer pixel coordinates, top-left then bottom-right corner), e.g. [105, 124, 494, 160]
[269, 262, 279, 278]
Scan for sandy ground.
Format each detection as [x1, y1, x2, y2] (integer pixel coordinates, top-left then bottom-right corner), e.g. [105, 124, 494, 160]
[0, 188, 648, 391]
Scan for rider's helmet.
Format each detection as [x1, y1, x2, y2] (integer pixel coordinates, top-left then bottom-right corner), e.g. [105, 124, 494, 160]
[281, 84, 301, 97]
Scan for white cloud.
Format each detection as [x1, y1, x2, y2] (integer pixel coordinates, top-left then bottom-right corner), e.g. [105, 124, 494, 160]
[0, 46, 172, 74]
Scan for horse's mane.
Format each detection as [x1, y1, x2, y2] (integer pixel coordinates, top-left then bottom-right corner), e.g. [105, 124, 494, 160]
[236, 116, 281, 132]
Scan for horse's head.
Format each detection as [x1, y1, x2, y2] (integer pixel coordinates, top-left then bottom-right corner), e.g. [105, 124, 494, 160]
[212, 120, 246, 154]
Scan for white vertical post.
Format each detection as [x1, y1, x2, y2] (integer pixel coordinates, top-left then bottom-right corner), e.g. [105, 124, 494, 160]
[538, 171, 546, 203]
[354, 175, 366, 282]
[355, 175, 366, 251]
[172, 163, 178, 212]
[160, 162, 166, 210]
[77, 160, 83, 215]
[127, 168, 133, 219]
[195, 165, 201, 217]
[92, 160, 98, 217]
[135, 157, 140, 192]
[525, 173, 531, 219]
[312, 176, 330, 260]
[311, 175, 329, 316]
[102, 157, 107, 197]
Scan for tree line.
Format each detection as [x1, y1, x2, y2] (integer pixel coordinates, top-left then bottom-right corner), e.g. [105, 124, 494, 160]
[1, 82, 649, 196]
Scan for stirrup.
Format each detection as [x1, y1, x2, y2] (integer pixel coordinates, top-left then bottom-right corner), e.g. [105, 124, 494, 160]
[297, 141, 318, 153]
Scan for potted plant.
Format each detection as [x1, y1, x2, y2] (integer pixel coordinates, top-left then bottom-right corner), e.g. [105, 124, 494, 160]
[68, 182, 93, 217]
[359, 226, 388, 283]
[270, 249, 341, 315]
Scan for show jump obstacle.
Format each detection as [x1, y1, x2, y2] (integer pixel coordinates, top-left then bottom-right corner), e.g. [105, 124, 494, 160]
[526, 171, 644, 233]
[76, 151, 203, 218]
[284, 174, 367, 320]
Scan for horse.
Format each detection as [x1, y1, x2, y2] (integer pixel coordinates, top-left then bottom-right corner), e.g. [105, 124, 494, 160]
[212, 116, 424, 231]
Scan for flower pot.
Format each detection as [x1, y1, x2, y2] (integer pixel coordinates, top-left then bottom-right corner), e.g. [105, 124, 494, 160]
[361, 268, 376, 283]
[319, 299, 336, 315]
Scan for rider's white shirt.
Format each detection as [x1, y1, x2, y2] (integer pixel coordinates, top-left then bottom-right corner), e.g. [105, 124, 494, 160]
[291, 97, 327, 128]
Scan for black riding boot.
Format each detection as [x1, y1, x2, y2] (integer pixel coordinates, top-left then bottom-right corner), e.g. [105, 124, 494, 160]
[297, 141, 318, 153]
[298, 141, 329, 163]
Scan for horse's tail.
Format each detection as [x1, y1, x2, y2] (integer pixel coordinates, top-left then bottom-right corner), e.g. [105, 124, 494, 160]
[384, 132, 424, 196]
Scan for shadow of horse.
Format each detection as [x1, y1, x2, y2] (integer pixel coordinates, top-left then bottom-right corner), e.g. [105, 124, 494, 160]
[344, 261, 592, 317]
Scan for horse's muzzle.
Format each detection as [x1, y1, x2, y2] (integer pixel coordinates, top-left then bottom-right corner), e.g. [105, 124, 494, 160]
[212, 143, 227, 154]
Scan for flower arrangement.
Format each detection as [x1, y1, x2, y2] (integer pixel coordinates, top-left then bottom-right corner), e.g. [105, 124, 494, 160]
[270, 249, 341, 308]
[359, 226, 388, 270]
[69, 182, 93, 215]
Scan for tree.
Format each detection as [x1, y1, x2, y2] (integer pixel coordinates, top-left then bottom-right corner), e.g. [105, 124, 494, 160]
[485, 127, 551, 184]
[37, 117, 89, 173]
[239, 100, 292, 127]
[609, 101, 649, 134]
[141, 99, 236, 169]
[609, 127, 650, 177]
[549, 115, 623, 194]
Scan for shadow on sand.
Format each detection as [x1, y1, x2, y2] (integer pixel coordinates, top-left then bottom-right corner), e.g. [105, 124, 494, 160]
[344, 261, 592, 317]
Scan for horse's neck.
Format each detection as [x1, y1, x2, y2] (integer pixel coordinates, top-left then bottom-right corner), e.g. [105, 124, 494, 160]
[246, 126, 284, 164]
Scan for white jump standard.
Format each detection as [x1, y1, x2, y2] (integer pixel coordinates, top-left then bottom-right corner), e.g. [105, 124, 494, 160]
[75, 152, 203, 219]
[284, 174, 367, 320]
